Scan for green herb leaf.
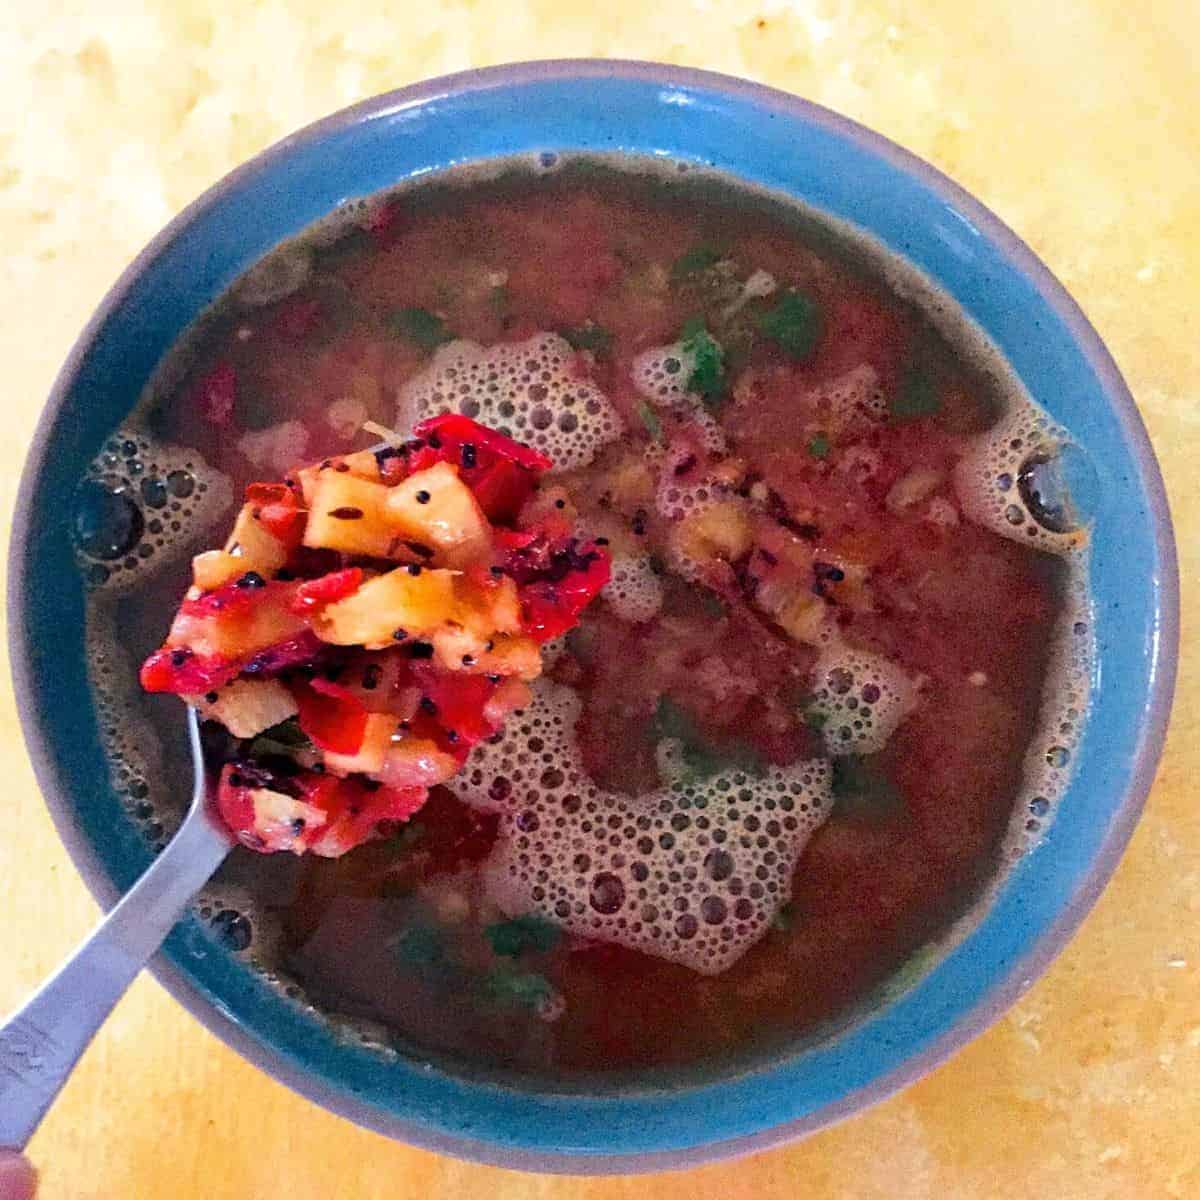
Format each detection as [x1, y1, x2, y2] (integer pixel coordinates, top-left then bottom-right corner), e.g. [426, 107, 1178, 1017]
[388, 306, 454, 350]
[244, 718, 311, 761]
[802, 707, 830, 732]
[652, 696, 698, 743]
[314, 225, 372, 268]
[637, 401, 664, 443]
[482, 966, 554, 1010]
[489, 285, 511, 316]
[564, 623, 599, 664]
[261, 717, 309, 746]
[383, 820, 427, 852]
[394, 922, 447, 969]
[680, 318, 726, 407]
[562, 321, 614, 355]
[831, 754, 904, 819]
[484, 913, 562, 959]
[807, 432, 832, 460]
[889, 367, 941, 422]
[671, 243, 726, 283]
[233, 387, 276, 432]
[772, 902, 796, 932]
[757, 289, 823, 361]
[652, 697, 764, 783]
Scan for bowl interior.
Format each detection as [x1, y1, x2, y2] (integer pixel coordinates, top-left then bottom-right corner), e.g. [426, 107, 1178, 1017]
[9, 61, 1177, 1171]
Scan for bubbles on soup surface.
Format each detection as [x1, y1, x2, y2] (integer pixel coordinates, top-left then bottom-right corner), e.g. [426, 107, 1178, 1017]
[632, 343, 692, 406]
[601, 552, 664, 623]
[631, 342, 728, 453]
[954, 409, 1088, 553]
[805, 364, 888, 430]
[398, 333, 623, 470]
[807, 646, 917, 756]
[455, 680, 833, 974]
[74, 432, 231, 593]
[654, 443, 742, 523]
[83, 603, 169, 845]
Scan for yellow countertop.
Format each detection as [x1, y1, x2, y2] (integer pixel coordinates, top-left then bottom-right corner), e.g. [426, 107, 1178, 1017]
[1, 3, 1196, 1197]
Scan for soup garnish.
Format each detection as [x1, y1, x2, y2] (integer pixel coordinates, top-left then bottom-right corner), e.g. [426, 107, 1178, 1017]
[139, 414, 611, 857]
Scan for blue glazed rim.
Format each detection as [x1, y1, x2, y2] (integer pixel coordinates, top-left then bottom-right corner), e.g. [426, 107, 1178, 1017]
[8, 60, 1178, 1172]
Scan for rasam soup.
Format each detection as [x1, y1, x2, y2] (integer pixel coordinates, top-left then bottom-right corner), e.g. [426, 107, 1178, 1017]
[77, 159, 1090, 1074]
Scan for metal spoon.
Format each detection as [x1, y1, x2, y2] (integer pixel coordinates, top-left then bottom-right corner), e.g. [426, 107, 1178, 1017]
[0, 709, 230, 1150]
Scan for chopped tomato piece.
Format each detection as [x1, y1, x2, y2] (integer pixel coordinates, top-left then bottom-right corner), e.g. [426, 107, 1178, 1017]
[492, 527, 539, 554]
[518, 544, 611, 642]
[140, 646, 238, 695]
[239, 631, 326, 677]
[142, 628, 329, 695]
[216, 761, 427, 856]
[214, 762, 260, 847]
[411, 663, 500, 745]
[290, 568, 364, 614]
[414, 413, 553, 472]
[245, 482, 305, 545]
[469, 458, 536, 523]
[304, 774, 427, 858]
[179, 583, 259, 620]
[293, 680, 370, 755]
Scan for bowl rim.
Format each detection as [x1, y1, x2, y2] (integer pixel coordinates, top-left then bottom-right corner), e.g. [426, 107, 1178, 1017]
[8, 58, 1179, 1173]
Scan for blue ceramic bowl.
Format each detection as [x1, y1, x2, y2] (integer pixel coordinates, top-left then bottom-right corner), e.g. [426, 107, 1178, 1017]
[9, 61, 1178, 1171]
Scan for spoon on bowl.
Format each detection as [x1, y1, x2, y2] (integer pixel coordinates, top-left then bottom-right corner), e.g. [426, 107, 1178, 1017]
[0, 709, 229, 1150]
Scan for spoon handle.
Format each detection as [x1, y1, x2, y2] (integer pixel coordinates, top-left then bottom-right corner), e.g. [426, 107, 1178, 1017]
[0, 799, 229, 1149]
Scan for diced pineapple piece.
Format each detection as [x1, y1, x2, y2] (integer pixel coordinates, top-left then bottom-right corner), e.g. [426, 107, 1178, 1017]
[605, 453, 658, 510]
[225, 503, 290, 575]
[374, 738, 461, 789]
[483, 677, 533, 726]
[810, 549, 875, 613]
[323, 712, 397, 776]
[478, 635, 542, 681]
[248, 788, 328, 854]
[312, 567, 459, 648]
[339, 449, 383, 478]
[453, 573, 521, 637]
[193, 549, 247, 591]
[430, 628, 542, 680]
[671, 500, 754, 566]
[294, 464, 321, 507]
[304, 473, 396, 557]
[184, 678, 299, 738]
[886, 467, 944, 514]
[430, 623, 490, 672]
[774, 592, 828, 645]
[294, 451, 380, 506]
[518, 484, 576, 536]
[169, 588, 308, 661]
[384, 462, 492, 567]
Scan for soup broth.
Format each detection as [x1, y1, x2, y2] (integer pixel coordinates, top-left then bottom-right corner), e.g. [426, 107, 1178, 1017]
[79, 158, 1090, 1076]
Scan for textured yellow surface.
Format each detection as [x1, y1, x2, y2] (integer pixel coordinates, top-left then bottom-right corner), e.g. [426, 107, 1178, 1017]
[1, 3, 1197, 1197]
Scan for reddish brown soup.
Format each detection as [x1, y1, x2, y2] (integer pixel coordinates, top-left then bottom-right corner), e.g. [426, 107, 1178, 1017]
[83, 161, 1081, 1077]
